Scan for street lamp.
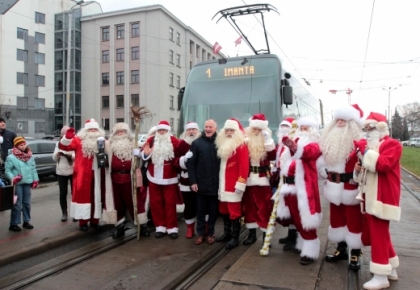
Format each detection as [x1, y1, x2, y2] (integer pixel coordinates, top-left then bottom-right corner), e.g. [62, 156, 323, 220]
[382, 85, 401, 138]
[329, 88, 352, 105]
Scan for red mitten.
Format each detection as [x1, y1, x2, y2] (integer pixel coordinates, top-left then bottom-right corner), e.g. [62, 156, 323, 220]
[65, 127, 76, 139]
[32, 180, 39, 189]
[12, 175, 22, 184]
[354, 139, 367, 154]
[282, 137, 297, 155]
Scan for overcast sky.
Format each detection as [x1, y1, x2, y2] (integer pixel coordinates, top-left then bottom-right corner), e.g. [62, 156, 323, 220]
[94, 0, 420, 119]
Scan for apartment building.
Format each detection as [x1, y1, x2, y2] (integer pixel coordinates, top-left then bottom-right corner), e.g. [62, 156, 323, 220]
[81, 5, 223, 134]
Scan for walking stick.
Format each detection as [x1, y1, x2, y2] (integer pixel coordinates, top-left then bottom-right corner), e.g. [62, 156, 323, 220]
[260, 182, 281, 256]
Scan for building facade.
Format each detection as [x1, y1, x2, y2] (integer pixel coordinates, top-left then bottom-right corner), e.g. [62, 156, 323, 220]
[81, 5, 223, 134]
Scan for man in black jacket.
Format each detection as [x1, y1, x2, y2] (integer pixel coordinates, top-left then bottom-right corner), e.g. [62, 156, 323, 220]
[187, 119, 220, 245]
[0, 118, 17, 161]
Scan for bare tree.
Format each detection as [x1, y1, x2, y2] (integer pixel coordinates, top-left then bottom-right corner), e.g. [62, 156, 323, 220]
[399, 102, 420, 136]
[0, 96, 11, 118]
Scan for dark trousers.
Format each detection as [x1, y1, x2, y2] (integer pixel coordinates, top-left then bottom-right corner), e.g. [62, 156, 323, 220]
[57, 174, 73, 214]
[196, 194, 218, 236]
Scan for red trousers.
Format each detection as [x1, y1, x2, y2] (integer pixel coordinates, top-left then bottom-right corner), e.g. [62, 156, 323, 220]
[243, 186, 272, 230]
[329, 203, 363, 249]
[284, 194, 317, 241]
[148, 182, 178, 232]
[219, 201, 241, 220]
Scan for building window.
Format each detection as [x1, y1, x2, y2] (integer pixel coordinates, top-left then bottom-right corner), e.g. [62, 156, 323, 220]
[17, 49, 28, 62]
[176, 32, 180, 45]
[131, 46, 139, 60]
[17, 72, 28, 85]
[35, 12, 45, 24]
[116, 71, 124, 84]
[170, 118, 174, 129]
[131, 22, 139, 37]
[55, 32, 63, 48]
[55, 14, 63, 30]
[177, 94, 182, 110]
[190, 61, 192, 69]
[102, 96, 109, 108]
[190, 41, 194, 54]
[116, 48, 124, 61]
[169, 50, 174, 63]
[35, 32, 45, 44]
[176, 75, 181, 89]
[35, 75, 45, 87]
[102, 50, 109, 63]
[35, 98, 45, 110]
[131, 94, 139, 106]
[170, 95, 174, 110]
[102, 72, 109, 85]
[169, 27, 173, 41]
[103, 118, 110, 131]
[176, 54, 181, 67]
[16, 121, 29, 133]
[17, 97, 28, 109]
[116, 118, 124, 123]
[102, 27, 109, 41]
[116, 95, 124, 108]
[17, 27, 28, 41]
[116, 25, 124, 39]
[131, 70, 139, 83]
[169, 73, 174, 87]
[35, 52, 45, 64]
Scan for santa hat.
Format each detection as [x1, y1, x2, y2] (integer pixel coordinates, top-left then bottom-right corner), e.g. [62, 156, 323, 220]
[112, 122, 129, 133]
[364, 112, 388, 131]
[333, 104, 364, 126]
[249, 113, 268, 130]
[184, 121, 200, 131]
[61, 125, 70, 136]
[147, 126, 157, 137]
[280, 117, 294, 127]
[156, 120, 171, 131]
[84, 118, 99, 130]
[297, 117, 319, 130]
[224, 118, 244, 132]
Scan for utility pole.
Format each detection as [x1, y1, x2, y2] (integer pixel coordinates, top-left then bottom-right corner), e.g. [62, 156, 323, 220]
[382, 86, 401, 138]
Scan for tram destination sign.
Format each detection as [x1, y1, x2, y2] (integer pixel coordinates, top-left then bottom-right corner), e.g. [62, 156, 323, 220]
[205, 65, 255, 78]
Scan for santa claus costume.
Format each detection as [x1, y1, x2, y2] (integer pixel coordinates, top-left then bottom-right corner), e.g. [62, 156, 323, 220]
[276, 117, 323, 265]
[174, 122, 201, 238]
[242, 113, 276, 245]
[59, 119, 105, 231]
[319, 104, 365, 270]
[141, 120, 180, 239]
[354, 112, 401, 290]
[215, 118, 249, 249]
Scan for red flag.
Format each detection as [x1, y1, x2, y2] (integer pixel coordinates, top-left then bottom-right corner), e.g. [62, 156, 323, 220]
[234, 35, 242, 47]
[212, 42, 222, 54]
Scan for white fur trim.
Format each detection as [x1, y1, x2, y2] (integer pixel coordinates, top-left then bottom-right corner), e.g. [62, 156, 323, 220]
[245, 222, 258, 229]
[297, 117, 318, 130]
[277, 192, 291, 220]
[85, 119, 99, 129]
[61, 136, 72, 146]
[370, 261, 392, 275]
[180, 156, 187, 170]
[249, 119, 268, 129]
[115, 217, 125, 227]
[185, 122, 199, 130]
[246, 174, 270, 186]
[180, 184, 191, 191]
[280, 120, 292, 127]
[176, 203, 185, 213]
[389, 256, 399, 268]
[185, 218, 196, 224]
[141, 151, 151, 160]
[345, 229, 363, 249]
[112, 122, 129, 133]
[296, 233, 303, 250]
[334, 105, 362, 124]
[156, 226, 166, 233]
[102, 209, 118, 225]
[363, 150, 379, 173]
[137, 212, 148, 225]
[156, 124, 171, 131]
[327, 225, 346, 243]
[323, 181, 344, 206]
[301, 238, 320, 260]
[146, 171, 178, 185]
[167, 227, 178, 234]
[235, 181, 246, 192]
[264, 138, 275, 151]
[341, 188, 360, 205]
[224, 119, 240, 131]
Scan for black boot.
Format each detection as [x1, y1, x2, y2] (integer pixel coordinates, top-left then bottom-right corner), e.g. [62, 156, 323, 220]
[111, 223, 125, 239]
[216, 215, 232, 242]
[283, 229, 298, 251]
[348, 249, 361, 270]
[325, 241, 348, 262]
[140, 224, 150, 237]
[243, 228, 257, 245]
[279, 227, 294, 244]
[225, 218, 241, 250]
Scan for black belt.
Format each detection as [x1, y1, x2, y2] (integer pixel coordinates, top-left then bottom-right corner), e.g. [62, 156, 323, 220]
[327, 172, 353, 183]
[283, 176, 295, 185]
[112, 170, 131, 174]
[249, 166, 270, 174]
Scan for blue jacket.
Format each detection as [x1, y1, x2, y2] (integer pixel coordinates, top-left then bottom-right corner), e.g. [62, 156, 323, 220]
[5, 154, 39, 185]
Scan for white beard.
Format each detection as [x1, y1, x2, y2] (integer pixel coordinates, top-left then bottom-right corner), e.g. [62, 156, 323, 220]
[277, 128, 290, 143]
[245, 127, 266, 161]
[77, 129, 105, 158]
[365, 130, 382, 151]
[151, 132, 174, 167]
[110, 134, 133, 161]
[184, 132, 200, 145]
[295, 129, 319, 145]
[216, 129, 245, 160]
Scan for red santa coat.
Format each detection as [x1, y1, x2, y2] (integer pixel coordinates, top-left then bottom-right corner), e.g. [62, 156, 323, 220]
[277, 140, 323, 230]
[247, 137, 276, 186]
[219, 144, 249, 202]
[174, 139, 192, 191]
[361, 136, 402, 221]
[322, 149, 359, 206]
[59, 136, 103, 220]
[142, 135, 179, 185]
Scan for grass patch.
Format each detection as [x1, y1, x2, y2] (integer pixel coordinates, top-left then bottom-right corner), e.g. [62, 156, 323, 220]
[401, 147, 420, 176]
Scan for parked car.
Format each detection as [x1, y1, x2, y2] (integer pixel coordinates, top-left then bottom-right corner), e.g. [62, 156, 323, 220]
[138, 134, 148, 148]
[409, 137, 420, 148]
[25, 140, 58, 178]
[401, 140, 409, 147]
[42, 135, 60, 140]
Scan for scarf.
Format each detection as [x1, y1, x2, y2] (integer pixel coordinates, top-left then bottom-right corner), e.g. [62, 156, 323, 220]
[12, 147, 33, 162]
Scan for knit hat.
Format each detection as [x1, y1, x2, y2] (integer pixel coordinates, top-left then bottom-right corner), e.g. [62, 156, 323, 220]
[84, 118, 99, 130]
[333, 104, 364, 126]
[364, 112, 388, 132]
[61, 125, 70, 136]
[112, 122, 130, 133]
[156, 120, 171, 131]
[184, 121, 199, 131]
[249, 113, 268, 129]
[0, 117, 5, 123]
[297, 117, 319, 130]
[223, 118, 244, 132]
[14, 136, 26, 147]
[280, 117, 294, 127]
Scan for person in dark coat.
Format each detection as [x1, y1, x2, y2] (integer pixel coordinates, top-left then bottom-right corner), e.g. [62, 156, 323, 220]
[187, 119, 220, 245]
[0, 118, 17, 184]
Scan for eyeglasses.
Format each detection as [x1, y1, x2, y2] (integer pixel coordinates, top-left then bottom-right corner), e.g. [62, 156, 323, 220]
[362, 126, 376, 132]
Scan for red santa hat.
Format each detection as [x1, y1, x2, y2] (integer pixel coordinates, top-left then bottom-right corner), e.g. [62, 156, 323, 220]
[156, 120, 171, 131]
[364, 112, 388, 132]
[184, 121, 200, 131]
[249, 113, 268, 130]
[297, 117, 319, 131]
[84, 118, 99, 130]
[280, 117, 295, 127]
[333, 104, 364, 126]
[224, 118, 244, 133]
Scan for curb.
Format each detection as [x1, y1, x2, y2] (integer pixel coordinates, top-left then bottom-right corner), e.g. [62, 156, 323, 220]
[401, 166, 420, 182]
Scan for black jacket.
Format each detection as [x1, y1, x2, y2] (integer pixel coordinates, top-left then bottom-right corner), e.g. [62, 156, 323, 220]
[187, 131, 220, 195]
[0, 129, 17, 161]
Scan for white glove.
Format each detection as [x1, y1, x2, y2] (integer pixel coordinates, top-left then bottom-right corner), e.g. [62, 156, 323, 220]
[132, 149, 140, 157]
[235, 189, 244, 194]
[319, 166, 328, 179]
[185, 151, 193, 160]
[262, 130, 270, 141]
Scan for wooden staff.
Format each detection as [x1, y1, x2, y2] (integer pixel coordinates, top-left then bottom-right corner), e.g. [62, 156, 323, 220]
[131, 113, 141, 240]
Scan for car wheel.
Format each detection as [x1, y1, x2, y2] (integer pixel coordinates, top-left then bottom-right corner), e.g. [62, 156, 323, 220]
[411, 145, 415, 147]
[403, 143, 407, 147]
